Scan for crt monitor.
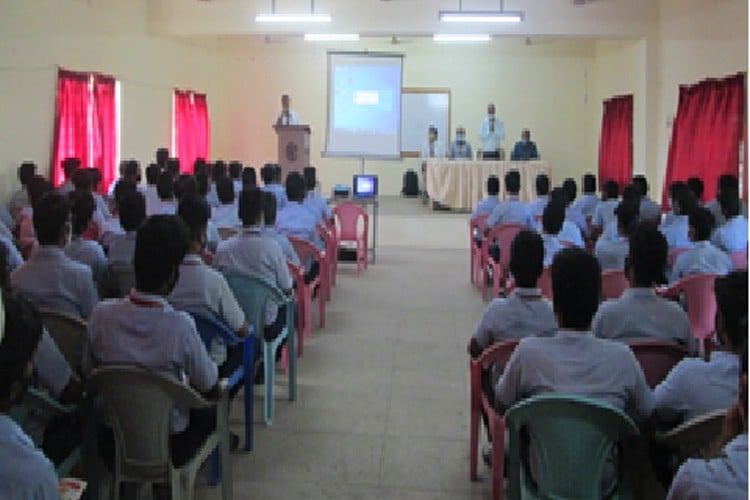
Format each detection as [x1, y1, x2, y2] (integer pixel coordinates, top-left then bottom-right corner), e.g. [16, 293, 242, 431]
[353, 175, 378, 198]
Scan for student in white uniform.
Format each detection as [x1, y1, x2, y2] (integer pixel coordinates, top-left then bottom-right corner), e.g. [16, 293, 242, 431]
[302, 166, 333, 225]
[655, 271, 746, 426]
[666, 349, 748, 500]
[65, 191, 112, 288]
[276, 172, 323, 282]
[83, 215, 234, 460]
[573, 173, 599, 219]
[242, 167, 257, 191]
[540, 199, 565, 267]
[550, 188, 585, 248]
[261, 192, 300, 267]
[528, 173, 550, 227]
[711, 187, 748, 254]
[595, 201, 638, 272]
[18, 176, 53, 257]
[56, 157, 80, 197]
[686, 177, 704, 207]
[706, 174, 740, 228]
[205, 162, 226, 208]
[632, 175, 661, 223]
[228, 161, 243, 196]
[70, 169, 106, 240]
[211, 178, 241, 229]
[213, 189, 293, 341]
[671, 207, 733, 282]
[9, 161, 35, 224]
[486, 170, 534, 230]
[143, 164, 161, 216]
[108, 190, 146, 267]
[592, 180, 620, 241]
[88, 168, 112, 220]
[470, 175, 501, 220]
[260, 164, 287, 211]
[100, 179, 134, 250]
[592, 223, 694, 350]
[0, 292, 60, 500]
[11, 193, 98, 319]
[562, 178, 589, 239]
[152, 171, 178, 215]
[660, 182, 696, 251]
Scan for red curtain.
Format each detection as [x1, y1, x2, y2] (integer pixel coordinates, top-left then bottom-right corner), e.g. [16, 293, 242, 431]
[173, 90, 210, 173]
[93, 74, 117, 193]
[52, 69, 91, 187]
[662, 73, 745, 207]
[598, 94, 633, 190]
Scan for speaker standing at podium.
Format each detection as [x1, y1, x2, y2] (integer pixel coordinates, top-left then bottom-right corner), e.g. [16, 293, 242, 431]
[275, 94, 300, 126]
[479, 102, 505, 160]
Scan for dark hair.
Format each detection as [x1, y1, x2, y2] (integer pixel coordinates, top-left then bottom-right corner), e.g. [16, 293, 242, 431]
[486, 175, 500, 196]
[33, 193, 70, 245]
[303, 166, 316, 191]
[510, 230, 545, 288]
[238, 188, 264, 226]
[193, 158, 207, 177]
[715, 271, 748, 349]
[174, 174, 197, 201]
[582, 174, 596, 194]
[562, 178, 577, 203]
[669, 181, 687, 200]
[69, 191, 95, 236]
[113, 179, 137, 207]
[542, 199, 565, 234]
[718, 174, 739, 195]
[145, 164, 161, 185]
[87, 168, 102, 190]
[285, 172, 306, 202]
[551, 248, 601, 329]
[719, 186, 741, 219]
[156, 171, 174, 200]
[18, 162, 36, 186]
[242, 167, 257, 188]
[72, 169, 92, 192]
[688, 207, 714, 241]
[603, 180, 619, 200]
[686, 177, 704, 202]
[627, 223, 668, 286]
[119, 191, 146, 232]
[632, 175, 649, 196]
[217, 177, 235, 204]
[621, 184, 641, 206]
[0, 291, 43, 405]
[504, 170, 521, 194]
[134, 215, 189, 294]
[211, 162, 226, 183]
[166, 158, 180, 178]
[274, 165, 283, 183]
[615, 201, 640, 237]
[262, 191, 278, 226]
[178, 193, 211, 244]
[62, 157, 81, 177]
[261, 164, 275, 184]
[28, 176, 52, 208]
[549, 187, 568, 205]
[671, 182, 697, 216]
[535, 174, 550, 196]
[228, 161, 242, 180]
[155, 148, 169, 166]
[195, 171, 209, 197]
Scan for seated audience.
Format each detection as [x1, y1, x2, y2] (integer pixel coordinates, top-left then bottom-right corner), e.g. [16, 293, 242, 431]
[572, 173, 599, 219]
[212, 177, 241, 228]
[592, 223, 693, 350]
[486, 170, 533, 229]
[242, 166, 257, 191]
[0, 291, 60, 499]
[9, 161, 35, 224]
[470, 175, 500, 220]
[706, 174, 740, 228]
[302, 166, 333, 225]
[165, 157, 181, 180]
[655, 271, 747, 425]
[206, 161, 226, 207]
[261, 164, 288, 210]
[71, 169, 105, 234]
[660, 182, 696, 250]
[540, 199, 565, 267]
[108, 190, 146, 267]
[686, 177, 704, 205]
[100, 179, 137, 249]
[229, 161, 243, 195]
[562, 178, 589, 238]
[65, 191, 111, 287]
[152, 171, 177, 215]
[528, 173, 550, 226]
[592, 180, 620, 240]
[712, 187, 748, 254]
[261, 192, 300, 267]
[56, 157, 80, 197]
[213, 189, 293, 341]
[277, 171, 324, 255]
[143, 163, 161, 216]
[18, 176, 53, 256]
[632, 175, 661, 223]
[550, 188, 584, 248]
[594, 201, 638, 272]
[671, 207, 732, 282]
[87, 168, 112, 220]
[11, 193, 98, 319]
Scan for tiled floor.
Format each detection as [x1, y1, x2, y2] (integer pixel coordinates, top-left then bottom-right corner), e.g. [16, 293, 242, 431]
[195, 245, 490, 499]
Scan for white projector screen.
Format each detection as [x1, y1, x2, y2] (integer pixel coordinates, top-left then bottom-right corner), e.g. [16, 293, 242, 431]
[324, 51, 404, 159]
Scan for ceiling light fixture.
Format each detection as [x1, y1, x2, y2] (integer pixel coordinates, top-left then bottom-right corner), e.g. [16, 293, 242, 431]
[433, 34, 491, 42]
[439, 0, 523, 23]
[304, 33, 360, 41]
[256, 0, 331, 23]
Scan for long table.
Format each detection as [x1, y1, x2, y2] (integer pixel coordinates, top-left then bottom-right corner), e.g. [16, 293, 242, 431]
[425, 159, 552, 211]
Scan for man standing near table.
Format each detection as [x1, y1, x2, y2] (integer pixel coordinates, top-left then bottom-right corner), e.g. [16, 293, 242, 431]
[479, 103, 505, 160]
[449, 126, 473, 160]
[275, 94, 300, 126]
[510, 128, 540, 161]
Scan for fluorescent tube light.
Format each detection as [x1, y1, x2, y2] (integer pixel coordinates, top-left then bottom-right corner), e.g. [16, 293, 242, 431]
[304, 33, 360, 42]
[439, 10, 523, 23]
[255, 13, 332, 23]
[433, 34, 491, 42]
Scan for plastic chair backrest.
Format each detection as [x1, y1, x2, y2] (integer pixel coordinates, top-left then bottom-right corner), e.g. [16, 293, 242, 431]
[287, 236, 324, 265]
[333, 202, 367, 242]
[189, 312, 242, 348]
[730, 247, 748, 270]
[667, 273, 718, 341]
[601, 269, 629, 300]
[657, 409, 725, 460]
[39, 310, 86, 375]
[470, 213, 490, 238]
[486, 223, 525, 267]
[537, 267, 553, 300]
[224, 272, 286, 337]
[505, 393, 639, 500]
[87, 365, 210, 481]
[628, 341, 688, 389]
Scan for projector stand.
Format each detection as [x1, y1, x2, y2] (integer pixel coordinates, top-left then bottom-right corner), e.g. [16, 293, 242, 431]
[360, 157, 365, 174]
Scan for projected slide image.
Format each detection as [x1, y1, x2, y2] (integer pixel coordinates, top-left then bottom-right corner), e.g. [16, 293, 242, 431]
[333, 65, 400, 133]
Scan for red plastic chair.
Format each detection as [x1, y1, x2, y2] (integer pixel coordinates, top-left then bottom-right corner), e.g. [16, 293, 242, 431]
[480, 223, 525, 300]
[469, 214, 490, 286]
[628, 341, 688, 389]
[287, 236, 326, 338]
[469, 340, 520, 500]
[601, 269, 629, 300]
[729, 247, 748, 270]
[537, 267, 553, 300]
[332, 203, 369, 275]
[319, 222, 339, 287]
[667, 247, 690, 268]
[315, 225, 335, 302]
[658, 273, 718, 355]
[285, 261, 305, 357]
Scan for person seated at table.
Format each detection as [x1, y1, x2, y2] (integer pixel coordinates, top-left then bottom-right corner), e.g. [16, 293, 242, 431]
[712, 187, 748, 255]
[470, 175, 500, 220]
[660, 182, 697, 251]
[633, 175, 662, 223]
[706, 174, 741, 228]
[595, 201, 638, 272]
[528, 173, 550, 228]
[592, 180, 620, 241]
[211, 177, 241, 229]
[540, 199, 566, 267]
[260, 164, 287, 211]
[449, 126, 473, 160]
[108, 190, 146, 268]
[550, 188, 585, 248]
[666, 347, 748, 500]
[592, 223, 694, 349]
[671, 207, 732, 282]
[510, 128, 539, 161]
[573, 173, 599, 219]
[420, 125, 445, 159]
[686, 177, 704, 205]
[655, 271, 746, 427]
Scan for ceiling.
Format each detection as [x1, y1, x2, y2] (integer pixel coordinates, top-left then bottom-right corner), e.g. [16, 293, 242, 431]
[148, 0, 657, 39]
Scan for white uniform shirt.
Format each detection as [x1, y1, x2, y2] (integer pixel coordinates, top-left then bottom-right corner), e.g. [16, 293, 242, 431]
[10, 246, 98, 319]
[660, 214, 693, 250]
[65, 236, 110, 285]
[479, 116, 505, 153]
[495, 330, 655, 425]
[541, 233, 564, 267]
[593, 199, 619, 241]
[711, 215, 748, 253]
[275, 109, 300, 126]
[83, 291, 218, 433]
[557, 220, 585, 248]
[100, 216, 125, 250]
[261, 227, 300, 266]
[471, 196, 500, 220]
[654, 351, 739, 424]
[591, 288, 694, 349]
[211, 203, 241, 229]
[573, 194, 599, 219]
[213, 227, 293, 324]
[276, 201, 324, 250]
[0, 416, 59, 500]
[143, 185, 160, 216]
[486, 196, 534, 229]
[303, 191, 333, 224]
[670, 240, 733, 282]
[93, 192, 112, 220]
[639, 196, 662, 222]
[168, 254, 246, 332]
[566, 204, 589, 238]
[595, 236, 629, 272]
[666, 434, 747, 500]
[705, 199, 725, 227]
[151, 199, 177, 216]
[528, 196, 549, 226]
[472, 288, 557, 350]
[0, 234, 23, 271]
[108, 231, 137, 267]
[261, 184, 288, 211]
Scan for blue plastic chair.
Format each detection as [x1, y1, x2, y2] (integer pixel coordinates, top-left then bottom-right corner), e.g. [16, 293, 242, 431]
[190, 312, 256, 454]
[505, 393, 640, 500]
[224, 272, 297, 425]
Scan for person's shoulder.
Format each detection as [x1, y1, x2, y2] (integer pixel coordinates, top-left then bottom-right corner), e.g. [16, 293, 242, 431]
[90, 297, 128, 322]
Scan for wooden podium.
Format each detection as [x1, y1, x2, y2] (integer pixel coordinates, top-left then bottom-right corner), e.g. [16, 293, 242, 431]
[273, 125, 311, 179]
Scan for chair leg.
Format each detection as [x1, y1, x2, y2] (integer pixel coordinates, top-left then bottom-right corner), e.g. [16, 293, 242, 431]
[318, 291, 326, 328]
[469, 404, 479, 481]
[208, 449, 220, 486]
[304, 293, 313, 339]
[264, 341, 275, 425]
[287, 324, 297, 402]
[243, 370, 254, 451]
[491, 434, 505, 500]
